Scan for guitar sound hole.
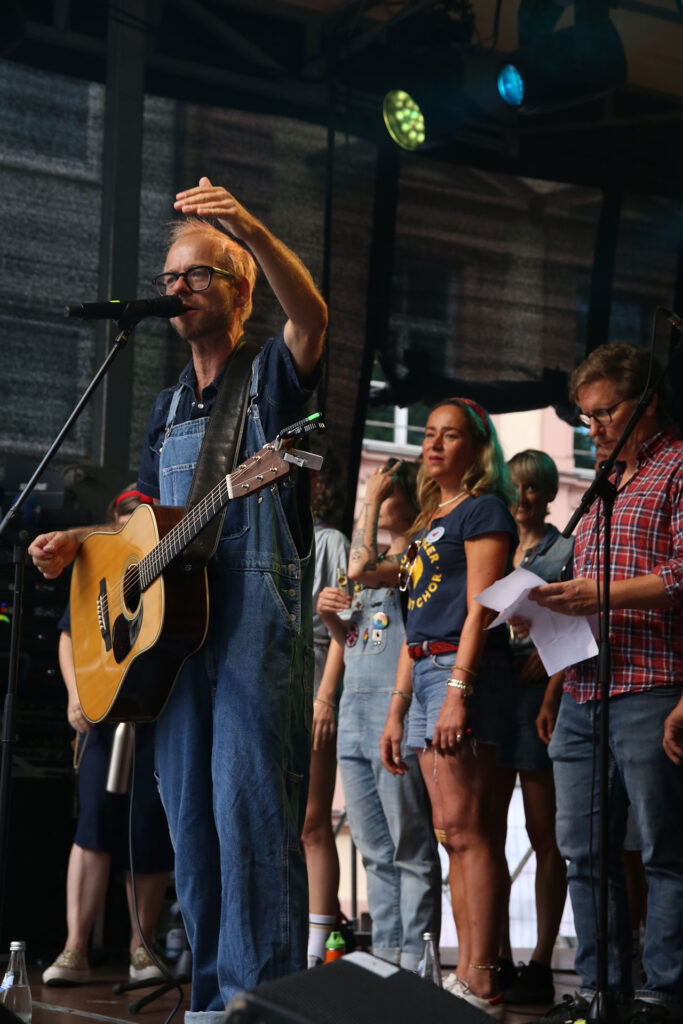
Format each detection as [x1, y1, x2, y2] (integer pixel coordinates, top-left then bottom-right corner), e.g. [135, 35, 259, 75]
[123, 565, 141, 616]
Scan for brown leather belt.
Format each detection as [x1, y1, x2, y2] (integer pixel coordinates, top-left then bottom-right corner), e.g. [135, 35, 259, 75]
[407, 640, 458, 660]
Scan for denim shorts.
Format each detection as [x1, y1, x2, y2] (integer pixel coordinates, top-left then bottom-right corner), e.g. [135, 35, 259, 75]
[406, 647, 515, 752]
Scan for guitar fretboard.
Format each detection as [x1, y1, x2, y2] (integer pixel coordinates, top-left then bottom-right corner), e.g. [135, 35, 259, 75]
[127, 444, 288, 595]
[138, 474, 232, 590]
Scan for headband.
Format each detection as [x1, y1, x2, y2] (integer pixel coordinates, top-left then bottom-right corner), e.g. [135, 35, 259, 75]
[115, 489, 154, 508]
[450, 397, 491, 440]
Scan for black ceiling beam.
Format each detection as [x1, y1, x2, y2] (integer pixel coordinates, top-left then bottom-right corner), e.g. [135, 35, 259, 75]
[7, 2, 683, 200]
[167, 0, 289, 73]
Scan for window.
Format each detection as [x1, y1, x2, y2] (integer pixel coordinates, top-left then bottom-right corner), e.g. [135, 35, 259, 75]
[574, 425, 596, 471]
[363, 360, 429, 451]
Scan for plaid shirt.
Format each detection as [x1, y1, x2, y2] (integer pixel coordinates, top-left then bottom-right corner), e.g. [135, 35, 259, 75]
[565, 427, 683, 703]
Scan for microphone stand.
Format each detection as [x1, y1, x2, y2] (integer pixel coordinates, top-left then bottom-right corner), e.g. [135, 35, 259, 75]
[561, 314, 683, 1024]
[0, 314, 142, 936]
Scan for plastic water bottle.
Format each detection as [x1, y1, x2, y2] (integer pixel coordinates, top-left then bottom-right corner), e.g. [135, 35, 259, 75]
[0, 941, 32, 1023]
[418, 932, 442, 987]
[324, 931, 346, 963]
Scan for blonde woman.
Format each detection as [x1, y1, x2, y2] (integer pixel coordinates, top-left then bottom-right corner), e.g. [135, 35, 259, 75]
[378, 398, 517, 1019]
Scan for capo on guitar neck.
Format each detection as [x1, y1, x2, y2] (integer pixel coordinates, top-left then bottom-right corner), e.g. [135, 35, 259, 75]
[274, 412, 325, 471]
[283, 449, 324, 471]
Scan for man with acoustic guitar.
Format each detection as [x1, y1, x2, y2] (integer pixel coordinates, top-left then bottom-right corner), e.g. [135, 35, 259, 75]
[29, 178, 327, 1022]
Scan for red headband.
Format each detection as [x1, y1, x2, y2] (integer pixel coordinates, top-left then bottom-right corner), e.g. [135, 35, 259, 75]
[450, 397, 491, 439]
[115, 489, 154, 507]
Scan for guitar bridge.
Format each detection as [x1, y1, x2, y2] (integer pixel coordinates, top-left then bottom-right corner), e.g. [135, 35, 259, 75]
[97, 579, 112, 651]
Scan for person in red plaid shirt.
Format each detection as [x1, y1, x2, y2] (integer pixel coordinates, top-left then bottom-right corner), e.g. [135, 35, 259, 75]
[528, 343, 683, 1024]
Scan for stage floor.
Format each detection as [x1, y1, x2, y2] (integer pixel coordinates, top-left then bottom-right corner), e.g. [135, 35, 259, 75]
[28, 948, 578, 1024]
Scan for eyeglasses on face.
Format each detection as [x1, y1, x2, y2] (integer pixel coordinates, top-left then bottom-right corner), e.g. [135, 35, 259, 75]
[152, 265, 236, 295]
[577, 397, 632, 428]
[398, 539, 421, 592]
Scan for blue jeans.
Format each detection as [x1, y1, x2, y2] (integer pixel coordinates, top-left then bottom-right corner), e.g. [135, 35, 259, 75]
[550, 689, 683, 1004]
[338, 586, 440, 970]
[338, 704, 440, 969]
[154, 364, 313, 1022]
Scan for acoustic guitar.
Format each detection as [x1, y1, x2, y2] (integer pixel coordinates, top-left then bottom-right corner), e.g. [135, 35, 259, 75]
[70, 439, 309, 724]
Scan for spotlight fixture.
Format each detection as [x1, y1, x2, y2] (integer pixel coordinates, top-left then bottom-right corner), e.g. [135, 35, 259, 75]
[382, 16, 626, 150]
[382, 90, 426, 151]
[497, 64, 525, 107]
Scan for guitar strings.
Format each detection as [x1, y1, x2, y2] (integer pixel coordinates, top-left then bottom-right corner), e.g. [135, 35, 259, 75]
[111, 452, 275, 612]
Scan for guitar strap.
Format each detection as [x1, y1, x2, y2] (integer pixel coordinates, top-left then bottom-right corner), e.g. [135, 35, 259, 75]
[181, 336, 263, 572]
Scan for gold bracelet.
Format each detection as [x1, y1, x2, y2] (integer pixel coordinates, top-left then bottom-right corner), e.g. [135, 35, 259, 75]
[392, 689, 412, 703]
[446, 678, 473, 696]
[452, 665, 476, 677]
[314, 697, 335, 709]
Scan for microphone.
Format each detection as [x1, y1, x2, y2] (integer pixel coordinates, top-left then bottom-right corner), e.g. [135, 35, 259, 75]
[661, 307, 683, 333]
[64, 295, 186, 321]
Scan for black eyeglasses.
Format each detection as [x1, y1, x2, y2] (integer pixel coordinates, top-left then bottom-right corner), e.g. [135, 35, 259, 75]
[577, 398, 632, 428]
[152, 265, 236, 296]
[398, 540, 422, 592]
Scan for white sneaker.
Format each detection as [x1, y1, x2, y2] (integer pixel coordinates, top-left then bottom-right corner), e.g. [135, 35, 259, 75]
[129, 946, 165, 981]
[42, 949, 91, 985]
[446, 976, 505, 1020]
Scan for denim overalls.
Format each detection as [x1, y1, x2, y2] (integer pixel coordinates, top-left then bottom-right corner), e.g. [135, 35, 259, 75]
[152, 352, 313, 1021]
[337, 585, 441, 970]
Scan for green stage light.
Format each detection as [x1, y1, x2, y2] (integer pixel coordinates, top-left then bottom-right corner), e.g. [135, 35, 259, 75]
[382, 90, 426, 151]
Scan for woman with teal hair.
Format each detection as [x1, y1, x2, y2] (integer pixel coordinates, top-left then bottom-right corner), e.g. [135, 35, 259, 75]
[372, 398, 517, 1018]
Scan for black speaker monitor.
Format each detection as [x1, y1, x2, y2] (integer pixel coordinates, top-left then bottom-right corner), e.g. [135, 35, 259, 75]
[223, 951, 490, 1024]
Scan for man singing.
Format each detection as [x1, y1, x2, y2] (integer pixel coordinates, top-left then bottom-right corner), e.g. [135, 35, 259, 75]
[29, 178, 327, 1021]
[530, 343, 683, 1024]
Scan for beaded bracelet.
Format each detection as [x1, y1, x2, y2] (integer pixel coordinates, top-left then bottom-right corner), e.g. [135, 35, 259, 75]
[314, 697, 335, 709]
[392, 689, 412, 703]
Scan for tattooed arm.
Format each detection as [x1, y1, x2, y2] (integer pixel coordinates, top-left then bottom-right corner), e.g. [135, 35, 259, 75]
[347, 468, 405, 587]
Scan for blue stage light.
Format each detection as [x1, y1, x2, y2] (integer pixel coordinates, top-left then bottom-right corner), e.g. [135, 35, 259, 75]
[497, 64, 525, 107]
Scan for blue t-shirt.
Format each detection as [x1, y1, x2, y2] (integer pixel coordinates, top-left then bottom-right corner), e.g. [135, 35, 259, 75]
[404, 493, 516, 646]
[136, 330, 318, 555]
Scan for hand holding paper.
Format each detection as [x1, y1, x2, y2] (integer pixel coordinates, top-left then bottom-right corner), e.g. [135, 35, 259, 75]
[475, 567, 598, 676]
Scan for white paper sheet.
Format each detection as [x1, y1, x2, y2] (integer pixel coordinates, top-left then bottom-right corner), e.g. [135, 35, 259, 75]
[475, 567, 598, 676]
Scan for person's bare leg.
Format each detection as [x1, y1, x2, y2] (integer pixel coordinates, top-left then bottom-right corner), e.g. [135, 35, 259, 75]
[493, 767, 516, 963]
[434, 822, 470, 969]
[301, 742, 340, 962]
[448, 853, 470, 969]
[520, 769, 567, 965]
[126, 872, 169, 957]
[419, 743, 503, 999]
[64, 844, 111, 955]
[302, 742, 340, 915]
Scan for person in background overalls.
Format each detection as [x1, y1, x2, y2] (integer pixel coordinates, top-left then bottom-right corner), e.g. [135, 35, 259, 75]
[317, 459, 441, 972]
[28, 177, 327, 1023]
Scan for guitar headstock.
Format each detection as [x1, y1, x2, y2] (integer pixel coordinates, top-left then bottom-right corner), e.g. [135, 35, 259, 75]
[228, 444, 292, 498]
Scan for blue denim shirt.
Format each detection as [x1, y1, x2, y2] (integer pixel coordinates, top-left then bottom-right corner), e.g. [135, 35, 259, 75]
[519, 523, 574, 582]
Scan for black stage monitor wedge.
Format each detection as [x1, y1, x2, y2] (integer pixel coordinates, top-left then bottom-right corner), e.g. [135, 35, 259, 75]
[222, 951, 491, 1024]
